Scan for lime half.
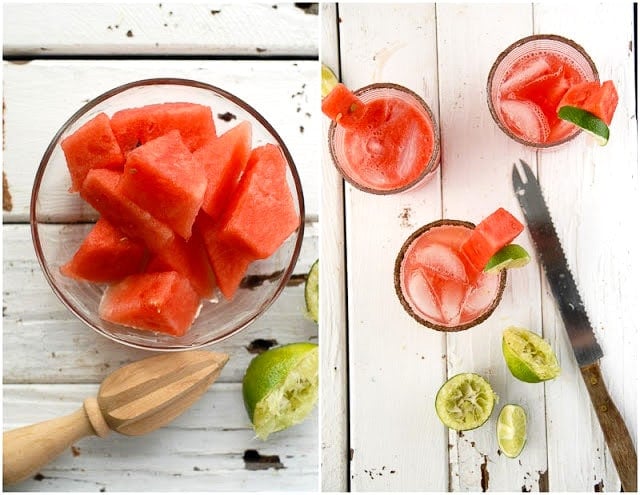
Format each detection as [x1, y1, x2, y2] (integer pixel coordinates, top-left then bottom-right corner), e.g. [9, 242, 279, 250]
[502, 327, 560, 383]
[484, 244, 531, 273]
[435, 373, 497, 431]
[305, 259, 319, 323]
[242, 342, 318, 440]
[497, 404, 527, 458]
[321, 64, 339, 98]
[557, 106, 610, 146]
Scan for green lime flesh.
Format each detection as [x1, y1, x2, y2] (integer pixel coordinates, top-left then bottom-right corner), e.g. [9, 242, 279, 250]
[435, 373, 497, 431]
[484, 244, 531, 273]
[305, 259, 319, 323]
[497, 404, 527, 458]
[502, 327, 560, 383]
[557, 106, 609, 145]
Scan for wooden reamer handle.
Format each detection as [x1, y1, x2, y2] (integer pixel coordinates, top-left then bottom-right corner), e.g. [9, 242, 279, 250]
[3, 397, 110, 486]
[580, 362, 637, 492]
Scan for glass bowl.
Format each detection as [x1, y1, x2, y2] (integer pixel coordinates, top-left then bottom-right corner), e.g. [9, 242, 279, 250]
[31, 78, 305, 351]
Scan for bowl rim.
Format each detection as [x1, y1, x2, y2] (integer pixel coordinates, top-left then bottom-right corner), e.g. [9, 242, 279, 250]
[30, 77, 306, 351]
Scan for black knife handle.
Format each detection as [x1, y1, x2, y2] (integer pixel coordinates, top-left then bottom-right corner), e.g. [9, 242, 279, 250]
[580, 362, 637, 491]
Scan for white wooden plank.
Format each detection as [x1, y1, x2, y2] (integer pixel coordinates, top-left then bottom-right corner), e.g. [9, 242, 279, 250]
[533, 3, 637, 491]
[319, 3, 349, 492]
[3, 222, 318, 384]
[336, 4, 448, 491]
[3, 383, 318, 492]
[2, 59, 319, 222]
[436, 4, 548, 492]
[2, 3, 318, 57]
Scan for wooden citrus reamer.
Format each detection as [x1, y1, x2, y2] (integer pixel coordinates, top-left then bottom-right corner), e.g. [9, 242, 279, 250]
[3, 350, 229, 486]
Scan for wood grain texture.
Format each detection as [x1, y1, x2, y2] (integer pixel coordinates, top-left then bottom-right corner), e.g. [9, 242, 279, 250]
[2, 3, 318, 57]
[3, 383, 319, 492]
[322, 2, 637, 492]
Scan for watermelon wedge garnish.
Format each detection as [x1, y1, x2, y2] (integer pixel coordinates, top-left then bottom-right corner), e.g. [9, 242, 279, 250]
[321, 83, 366, 128]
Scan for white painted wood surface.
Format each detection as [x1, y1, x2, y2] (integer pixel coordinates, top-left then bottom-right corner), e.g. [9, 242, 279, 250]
[3, 4, 319, 492]
[321, 3, 637, 492]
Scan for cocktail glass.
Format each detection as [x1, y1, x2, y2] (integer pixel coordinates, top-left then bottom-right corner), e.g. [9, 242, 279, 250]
[328, 83, 440, 194]
[487, 34, 599, 148]
[394, 220, 506, 332]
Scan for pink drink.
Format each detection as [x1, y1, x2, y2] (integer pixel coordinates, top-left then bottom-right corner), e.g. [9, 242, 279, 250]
[395, 220, 506, 332]
[487, 35, 598, 147]
[329, 83, 440, 194]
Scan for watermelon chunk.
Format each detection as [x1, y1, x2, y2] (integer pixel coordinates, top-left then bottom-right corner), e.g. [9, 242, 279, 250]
[557, 80, 618, 125]
[321, 83, 367, 128]
[110, 102, 217, 153]
[146, 228, 216, 299]
[80, 168, 175, 252]
[218, 144, 300, 260]
[60, 218, 147, 283]
[195, 212, 254, 301]
[461, 208, 524, 274]
[193, 121, 252, 221]
[61, 112, 124, 192]
[99, 271, 201, 336]
[119, 130, 207, 240]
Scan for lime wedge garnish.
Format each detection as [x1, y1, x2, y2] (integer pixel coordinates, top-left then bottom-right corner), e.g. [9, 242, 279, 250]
[242, 343, 318, 439]
[321, 64, 339, 98]
[502, 326, 561, 383]
[484, 244, 531, 273]
[435, 373, 497, 431]
[557, 105, 610, 146]
[305, 259, 319, 323]
[497, 404, 527, 458]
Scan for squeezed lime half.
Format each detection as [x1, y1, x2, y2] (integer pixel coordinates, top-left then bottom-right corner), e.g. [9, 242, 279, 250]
[305, 259, 319, 323]
[242, 342, 318, 439]
[502, 326, 561, 383]
[497, 404, 527, 458]
[484, 244, 531, 273]
[435, 373, 497, 431]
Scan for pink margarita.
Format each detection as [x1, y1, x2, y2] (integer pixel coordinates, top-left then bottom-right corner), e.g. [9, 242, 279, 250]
[395, 220, 506, 331]
[326, 83, 440, 194]
[487, 34, 598, 147]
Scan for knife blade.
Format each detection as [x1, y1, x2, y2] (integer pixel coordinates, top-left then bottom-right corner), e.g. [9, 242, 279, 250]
[512, 159, 636, 492]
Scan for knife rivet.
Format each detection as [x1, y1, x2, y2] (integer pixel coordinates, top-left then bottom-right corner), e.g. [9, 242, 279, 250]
[600, 404, 608, 413]
[590, 376, 598, 385]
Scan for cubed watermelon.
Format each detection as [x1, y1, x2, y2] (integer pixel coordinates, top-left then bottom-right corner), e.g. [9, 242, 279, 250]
[557, 80, 618, 126]
[80, 168, 175, 252]
[218, 144, 300, 260]
[146, 227, 216, 299]
[60, 218, 147, 283]
[119, 130, 207, 240]
[61, 112, 125, 192]
[99, 271, 201, 336]
[461, 208, 524, 273]
[195, 212, 254, 301]
[321, 83, 367, 128]
[110, 102, 217, 153]
[193, 121, 252, 221]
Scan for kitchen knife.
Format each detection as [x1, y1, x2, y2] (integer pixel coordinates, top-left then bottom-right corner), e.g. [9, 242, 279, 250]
[512, 159, 636, 492]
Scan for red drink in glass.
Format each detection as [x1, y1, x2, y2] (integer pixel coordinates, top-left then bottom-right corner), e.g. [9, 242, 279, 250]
[395, 220, 506, 332]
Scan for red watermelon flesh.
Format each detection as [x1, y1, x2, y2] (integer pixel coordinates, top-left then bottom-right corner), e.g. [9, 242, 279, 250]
[146, 228, 216, 299]
[195, 211, 254, 301]
[61, 112, 125, 192]
[321, 83, 367, 129]
[193, 120, 252, 221]
[99, 271, 201, 336]
[60, 218, 147, 283]
[460, 208, 524, 274]
[514, 66, 570, 127]
[557, 80, 618, 125]
[80, 168, 175, 252]
[110, 102, 217, 153]
[119, 130, 207, 240]
[218, 144, 300, 260]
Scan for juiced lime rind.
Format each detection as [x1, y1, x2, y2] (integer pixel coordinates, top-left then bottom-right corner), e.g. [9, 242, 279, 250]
[502, 327, 561, 383]
[305, 259, 319, 323]
[557, 106, 609, 146]
[242, 343, 319, 440]
[497, 404, 527, 458]
[321, 64, 339, 98]
[484, 244, 531, 273]
[435, 373, 497, 431]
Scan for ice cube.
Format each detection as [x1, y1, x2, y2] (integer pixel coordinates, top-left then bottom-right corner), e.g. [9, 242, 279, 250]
[412, 243, 467, 282]
[500, 99, 550, 142]
[431, 274, 470, 326]
[500, 56, 552, 96]
[395, 119, 420, 182]
[406, 269, 442, 322]
[464, 272, 500, 314]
